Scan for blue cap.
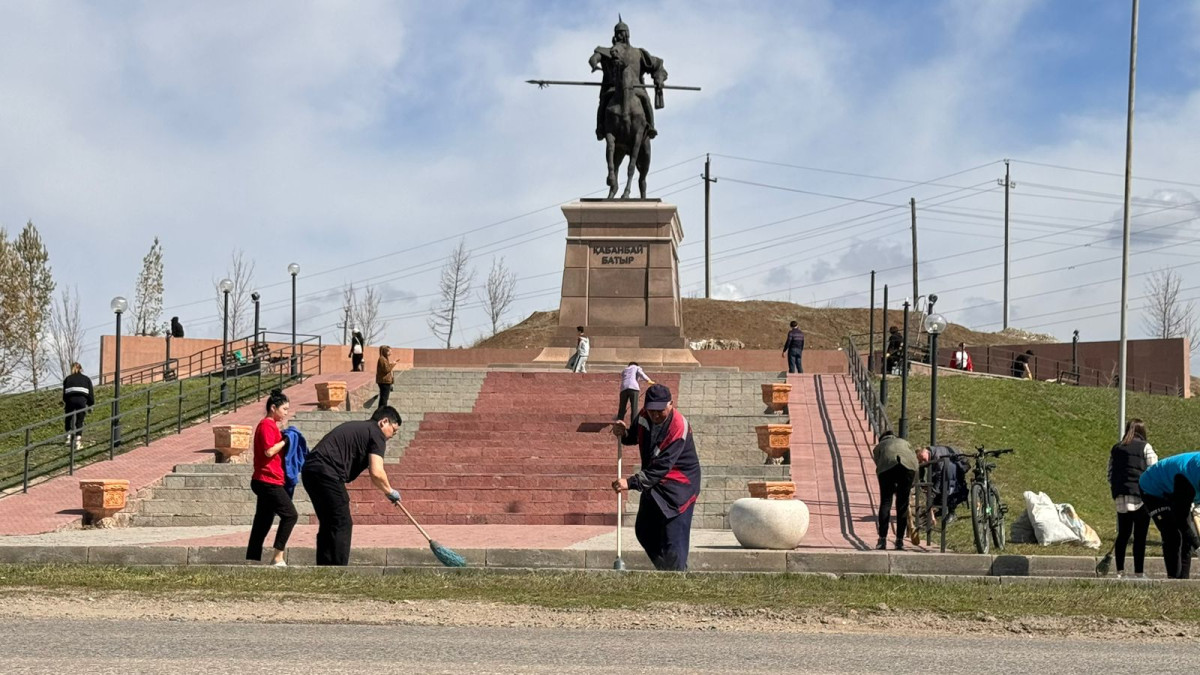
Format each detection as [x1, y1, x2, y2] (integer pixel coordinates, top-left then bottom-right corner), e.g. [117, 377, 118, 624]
[644, 383, 672, 410]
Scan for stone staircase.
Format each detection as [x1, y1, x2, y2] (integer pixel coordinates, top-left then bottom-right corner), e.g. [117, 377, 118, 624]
[125, 368, 796, 530]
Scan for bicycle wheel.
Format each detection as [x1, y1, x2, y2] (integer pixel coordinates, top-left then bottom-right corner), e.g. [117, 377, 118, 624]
[969, 482, 989, 554]
[988, 485, 1006, 550]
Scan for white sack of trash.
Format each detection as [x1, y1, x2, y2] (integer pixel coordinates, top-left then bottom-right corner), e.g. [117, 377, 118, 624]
[1007, 490, 1101, 549]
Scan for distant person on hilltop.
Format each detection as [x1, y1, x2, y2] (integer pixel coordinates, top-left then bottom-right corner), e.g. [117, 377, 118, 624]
[170, 316, 184, 338]
[950, 342, 973, 371]
[349, 330, 365, 372]
[614, 361, 654, 426]
[1011, 350, 1033, 379]
[885, 326, 904, 374]
[61, 362, 94, 448]
[783, 321, 805, 374]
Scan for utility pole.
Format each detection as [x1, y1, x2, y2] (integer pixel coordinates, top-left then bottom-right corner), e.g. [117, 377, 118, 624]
[703, 154, 717, 299]
[868, 271, 876, 372]
[999, 160, 1016, 330]
[910, 198, 919, 303]
[1118, 0, 1140, 438]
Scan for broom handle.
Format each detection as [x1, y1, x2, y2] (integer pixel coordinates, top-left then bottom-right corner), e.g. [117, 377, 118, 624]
[394, 501, 433, 543]
[616, 436, 623, 559]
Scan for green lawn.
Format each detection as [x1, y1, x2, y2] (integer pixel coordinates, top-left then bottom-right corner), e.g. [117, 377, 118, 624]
[0, 370, 296, 491]
[883, 373, 1200, 555]
[2, 564, 1199, 622]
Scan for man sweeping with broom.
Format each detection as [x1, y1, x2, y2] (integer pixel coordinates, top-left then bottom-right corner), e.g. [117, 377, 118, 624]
[611, 384, 701, 571]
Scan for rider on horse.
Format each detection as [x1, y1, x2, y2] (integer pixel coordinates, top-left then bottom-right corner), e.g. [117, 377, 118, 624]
[589, 17, 667, 141]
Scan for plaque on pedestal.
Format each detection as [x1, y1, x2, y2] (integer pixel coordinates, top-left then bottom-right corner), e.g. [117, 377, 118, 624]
[535, 199, 697, 367]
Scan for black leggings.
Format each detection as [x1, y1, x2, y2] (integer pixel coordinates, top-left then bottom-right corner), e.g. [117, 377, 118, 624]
[1145, 474, 1198, 579]
[245, 480, 298, 561]
[877, 464, 916, 541]
[1114, 508, 1150, 574]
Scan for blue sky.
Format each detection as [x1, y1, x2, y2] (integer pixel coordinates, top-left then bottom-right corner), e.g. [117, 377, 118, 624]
[2, 0, 1200, 378]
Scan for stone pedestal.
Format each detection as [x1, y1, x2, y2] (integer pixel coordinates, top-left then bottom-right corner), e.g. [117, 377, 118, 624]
[536, 199, 697, 367]
[79, 479, 129, 525]
[213, 424, 252, 463]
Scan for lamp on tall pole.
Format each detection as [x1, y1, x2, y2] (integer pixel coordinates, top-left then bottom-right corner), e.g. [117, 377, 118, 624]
[880, 285, 890, 404]
[288, 263, 300, 375]
[219, 278, 233, 403]
[924, 311, 948, 446]
[251, 292, 261, 348]
[110, 296, 127, 452]
[899, 299, 911, 439]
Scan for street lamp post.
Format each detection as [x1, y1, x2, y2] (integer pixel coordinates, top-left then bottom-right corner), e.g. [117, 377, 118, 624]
[899, 300, 911, 439]
[924, 312, 948, 446]
[880, 285, 889, 404]
[251, 292, 261, 348]
[110, 296, 127, 453]
[925, 294, 938, 363]
[288, 263, 300, 376]
[1072, 330, 1080, 376]
[219, 278, 233, 403]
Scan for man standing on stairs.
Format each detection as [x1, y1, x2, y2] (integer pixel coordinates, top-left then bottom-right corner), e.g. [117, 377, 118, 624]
[783, 321, 805, 374]
[872, 430, 917, 550]
[611, 383, 701, 571]
[300, 406, 403, 566]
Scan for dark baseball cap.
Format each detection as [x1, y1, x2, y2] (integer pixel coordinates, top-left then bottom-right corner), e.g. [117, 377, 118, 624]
[644, 383, 672, 410]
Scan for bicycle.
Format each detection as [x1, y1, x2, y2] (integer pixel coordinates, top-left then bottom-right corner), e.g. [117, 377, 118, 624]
[964, 445, 1014, 554]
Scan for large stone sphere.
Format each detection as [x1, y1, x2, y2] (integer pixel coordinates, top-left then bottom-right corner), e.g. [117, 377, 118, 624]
[729, 498, 810, 550]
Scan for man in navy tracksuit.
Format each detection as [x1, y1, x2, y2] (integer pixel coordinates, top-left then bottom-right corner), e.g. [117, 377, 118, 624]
[612, 384, 701, 571]
[783, 321, 805, 374]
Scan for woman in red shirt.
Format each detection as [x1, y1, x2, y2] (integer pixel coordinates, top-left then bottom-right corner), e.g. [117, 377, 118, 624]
[245, 389, 297, 566]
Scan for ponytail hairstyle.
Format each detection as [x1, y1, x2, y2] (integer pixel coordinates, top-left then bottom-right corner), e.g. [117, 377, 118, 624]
[265, 388, 289, 415]
[1122, 418, 1147, 445]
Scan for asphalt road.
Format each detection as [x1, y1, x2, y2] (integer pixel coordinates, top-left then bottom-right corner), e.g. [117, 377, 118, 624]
[1, 619, 1196, 674]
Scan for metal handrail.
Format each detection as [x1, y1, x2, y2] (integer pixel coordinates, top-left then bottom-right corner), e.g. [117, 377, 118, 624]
[844, 334, 890, 439]
[0, 336, 324, 494]
[97, 330, 323, 386]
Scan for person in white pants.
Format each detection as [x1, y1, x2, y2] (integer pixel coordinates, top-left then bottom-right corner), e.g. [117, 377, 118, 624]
[572, 326, 590, 373]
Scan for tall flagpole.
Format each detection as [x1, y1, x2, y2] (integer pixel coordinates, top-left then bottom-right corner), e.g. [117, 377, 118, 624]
[1117, 0, 1139, 438]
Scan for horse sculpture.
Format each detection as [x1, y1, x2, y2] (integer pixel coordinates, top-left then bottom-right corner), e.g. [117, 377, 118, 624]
[601, 53, 651, 200]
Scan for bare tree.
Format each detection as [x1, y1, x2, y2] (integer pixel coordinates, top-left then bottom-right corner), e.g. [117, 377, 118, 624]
[50, 286, 85, 379]
[337, 283, 357, 344]
[133, 237, 165, 335]
[213, 249, 256, 339]
[9, 221, 56, 389]
[480, 256, 517, 336]
[1141, 268, 1199, 353]
[355, 285, 387, 344]
[427, 239, 475, 348]
[0, 231, 23, 390]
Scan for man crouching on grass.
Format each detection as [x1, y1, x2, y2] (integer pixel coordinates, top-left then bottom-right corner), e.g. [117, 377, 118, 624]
[611, 384, 701, 571]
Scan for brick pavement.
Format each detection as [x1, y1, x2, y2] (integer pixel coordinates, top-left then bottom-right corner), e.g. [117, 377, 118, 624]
[0, 371, 375, 536]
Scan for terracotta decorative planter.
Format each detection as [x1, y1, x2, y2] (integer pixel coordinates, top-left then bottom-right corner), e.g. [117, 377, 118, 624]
[748, 481, 797, 500]
[755, 424, 793, 459]
[315, 381, 347, 411]
[760, 383, 792, 414]
[213, 424, 252, 463]
[79, 479, 129, 524]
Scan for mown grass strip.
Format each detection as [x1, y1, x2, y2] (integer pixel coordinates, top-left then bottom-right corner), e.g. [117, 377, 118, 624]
[1, 564, 1196, 622]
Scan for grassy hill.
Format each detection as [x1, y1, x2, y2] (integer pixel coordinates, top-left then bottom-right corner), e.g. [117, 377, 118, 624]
[887, 372, 1200, 555]
[478, 299, 1050, 350]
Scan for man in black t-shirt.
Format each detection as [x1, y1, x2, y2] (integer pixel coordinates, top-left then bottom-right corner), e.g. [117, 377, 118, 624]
[301, 406, 402, 565]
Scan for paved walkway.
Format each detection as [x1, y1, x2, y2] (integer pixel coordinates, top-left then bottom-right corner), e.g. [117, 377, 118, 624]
[788, 374, 880, 550]
[0, 371, 375, 535]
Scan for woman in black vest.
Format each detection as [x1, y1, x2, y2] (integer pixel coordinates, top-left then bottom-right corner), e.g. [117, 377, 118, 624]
[1107, 418, 1157, 578]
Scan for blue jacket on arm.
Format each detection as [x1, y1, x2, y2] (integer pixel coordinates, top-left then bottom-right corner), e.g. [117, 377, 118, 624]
[282, 426, 309, 498]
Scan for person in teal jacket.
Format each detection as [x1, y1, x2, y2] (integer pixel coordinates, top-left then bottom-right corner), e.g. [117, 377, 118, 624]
[1138, 451, 1200, 579]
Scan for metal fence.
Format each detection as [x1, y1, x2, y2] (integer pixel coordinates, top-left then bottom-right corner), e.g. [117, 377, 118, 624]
[844, 334, 890, 440]
[0, 336, 323, 493]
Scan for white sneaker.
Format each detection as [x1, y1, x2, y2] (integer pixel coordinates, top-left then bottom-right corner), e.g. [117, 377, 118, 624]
[272, 560, 287, 568]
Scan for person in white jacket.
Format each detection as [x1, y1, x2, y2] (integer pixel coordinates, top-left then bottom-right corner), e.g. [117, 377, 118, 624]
[572, 326, 590, 373]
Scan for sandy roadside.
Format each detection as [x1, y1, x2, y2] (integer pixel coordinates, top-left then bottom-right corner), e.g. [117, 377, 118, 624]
[1, 588, 1194, 641]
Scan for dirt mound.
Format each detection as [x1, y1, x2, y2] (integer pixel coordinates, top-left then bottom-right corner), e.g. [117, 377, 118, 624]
[476, 299, 1050, 350]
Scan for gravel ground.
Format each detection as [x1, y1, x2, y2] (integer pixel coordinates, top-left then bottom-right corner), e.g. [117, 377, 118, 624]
[2, 589, 1196, 642]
